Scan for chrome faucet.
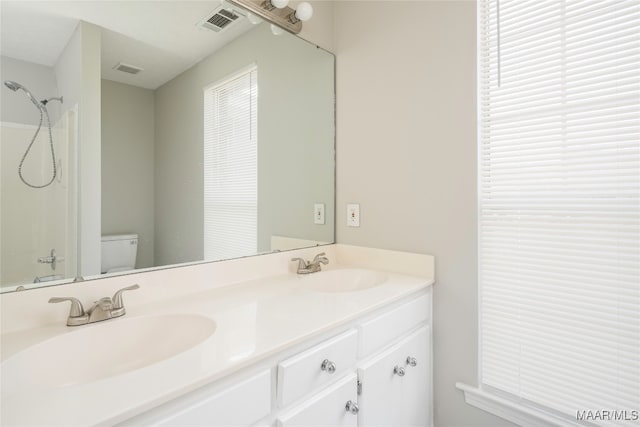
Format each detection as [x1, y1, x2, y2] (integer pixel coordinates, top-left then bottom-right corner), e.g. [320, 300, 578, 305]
[49, 284, 140, 326]
[38, 248, 63, 270]
[291, 252, 329, 274]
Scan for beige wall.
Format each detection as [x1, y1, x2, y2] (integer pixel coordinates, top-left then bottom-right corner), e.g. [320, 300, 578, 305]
[101, 79, 155, 270]
[334, 2, 514, 426]
[154, 22, 334, 266]
[297, 0, 335, 52]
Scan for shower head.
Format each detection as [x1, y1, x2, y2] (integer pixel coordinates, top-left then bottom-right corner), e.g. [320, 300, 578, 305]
[4, 80, 43, 109]
[4, 81, 21, 91]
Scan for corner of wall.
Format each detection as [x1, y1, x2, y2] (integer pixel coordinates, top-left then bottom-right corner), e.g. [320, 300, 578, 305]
[78, 21, 102, 277]
[296, 0, 335, 52]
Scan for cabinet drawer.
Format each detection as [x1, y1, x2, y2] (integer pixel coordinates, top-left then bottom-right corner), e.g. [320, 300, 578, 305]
[277, 329, 358, 407]
[277, 372, 358, 427]
[154, 370, 271, 426]
[358, 292, 429, 358]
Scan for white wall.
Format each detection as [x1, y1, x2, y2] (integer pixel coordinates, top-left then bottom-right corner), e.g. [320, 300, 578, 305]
[154, 22, 334, 266]
[101, 79, 155, 270]
[54, 21, 102, 278]
[54, 25, 82, 116]
[333, 2, 514, 426]
[0, 56, 62, 125]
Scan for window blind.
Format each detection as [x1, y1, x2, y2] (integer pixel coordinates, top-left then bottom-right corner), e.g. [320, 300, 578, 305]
[204, 66, 257, 261]
[479, 0, 639, 424]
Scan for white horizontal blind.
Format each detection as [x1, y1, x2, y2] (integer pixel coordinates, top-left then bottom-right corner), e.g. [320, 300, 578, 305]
[479, 0, 640, 424]
[204, 66, 257, 261]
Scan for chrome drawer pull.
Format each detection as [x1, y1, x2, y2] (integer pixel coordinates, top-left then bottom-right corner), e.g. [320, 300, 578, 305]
[345, 400, 359, 415]
[406, 356, 417, 367]
[321, 359, 336, 374]
[394, 365, 406, 376]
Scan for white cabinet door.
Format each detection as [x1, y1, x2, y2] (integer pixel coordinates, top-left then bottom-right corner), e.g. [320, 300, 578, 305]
[357, 326, 431, 427]
[277, 373, 358, 427]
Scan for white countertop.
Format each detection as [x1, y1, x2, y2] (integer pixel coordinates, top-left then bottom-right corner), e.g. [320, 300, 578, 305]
[0, 245, 434, 426]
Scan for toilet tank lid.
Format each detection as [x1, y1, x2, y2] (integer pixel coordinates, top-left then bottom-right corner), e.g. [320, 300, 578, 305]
[101, 234, 138, 242]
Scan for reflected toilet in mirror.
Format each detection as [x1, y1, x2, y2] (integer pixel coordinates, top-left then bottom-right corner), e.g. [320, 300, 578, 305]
[101, 234, 139, 274]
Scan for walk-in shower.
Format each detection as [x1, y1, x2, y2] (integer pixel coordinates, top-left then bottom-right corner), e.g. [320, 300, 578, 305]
[3, 80, 63, 188]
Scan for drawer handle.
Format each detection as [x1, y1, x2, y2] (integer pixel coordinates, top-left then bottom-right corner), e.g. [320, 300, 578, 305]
[394, 365, 406, 376]
[345, 400, 359, 415]
[406, 356, 418, 367]
[321, 359, 336, 374]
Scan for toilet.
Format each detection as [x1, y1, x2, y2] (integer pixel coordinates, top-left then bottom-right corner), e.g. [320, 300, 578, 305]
[101, 234, 138, 274]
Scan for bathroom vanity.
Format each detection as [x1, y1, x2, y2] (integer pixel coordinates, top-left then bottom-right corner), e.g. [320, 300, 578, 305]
[0, 244, 434, 426]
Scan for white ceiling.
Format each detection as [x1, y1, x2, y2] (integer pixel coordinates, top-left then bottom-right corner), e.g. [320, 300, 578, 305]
[0, 1, 258, 89]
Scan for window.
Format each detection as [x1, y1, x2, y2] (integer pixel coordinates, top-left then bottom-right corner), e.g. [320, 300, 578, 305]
[469, 0, 640, 424]
[203, 66, 257, 261]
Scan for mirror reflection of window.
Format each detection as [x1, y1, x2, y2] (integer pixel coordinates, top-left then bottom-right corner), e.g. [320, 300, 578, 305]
[203, 65, 258, 261]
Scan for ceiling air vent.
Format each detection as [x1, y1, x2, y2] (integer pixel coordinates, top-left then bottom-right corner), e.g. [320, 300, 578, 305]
[113, 62, 143, 75]
[200, 6, 243, 33]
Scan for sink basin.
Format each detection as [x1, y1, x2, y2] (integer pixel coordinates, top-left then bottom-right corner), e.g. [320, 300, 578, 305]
[1, 314, 216, 394]
[299, 268, 388, 293]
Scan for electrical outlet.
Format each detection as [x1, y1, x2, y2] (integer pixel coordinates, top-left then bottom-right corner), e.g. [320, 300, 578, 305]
[314, 203, 325, 225]
[347, 203, 360, 227]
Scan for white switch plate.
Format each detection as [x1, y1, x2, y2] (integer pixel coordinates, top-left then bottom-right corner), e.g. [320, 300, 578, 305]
[314, 203, 325, 225]
[347, 203, 360, 227]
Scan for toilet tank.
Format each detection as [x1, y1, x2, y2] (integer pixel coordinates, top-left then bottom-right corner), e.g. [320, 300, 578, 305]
[101, 234, 138, 274]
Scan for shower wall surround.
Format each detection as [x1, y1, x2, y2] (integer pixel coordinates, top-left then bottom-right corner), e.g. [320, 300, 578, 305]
[0, 110, 77, 286]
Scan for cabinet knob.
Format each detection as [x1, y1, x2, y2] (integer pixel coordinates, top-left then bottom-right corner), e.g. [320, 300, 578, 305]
[406, 356, 418, 367]
[394, 365, 406, 376]
[345, 400, 359, 415]
[321, 359, 336, 374]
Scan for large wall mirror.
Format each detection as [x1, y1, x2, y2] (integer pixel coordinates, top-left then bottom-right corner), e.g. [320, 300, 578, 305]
[0, 1, 335, 293]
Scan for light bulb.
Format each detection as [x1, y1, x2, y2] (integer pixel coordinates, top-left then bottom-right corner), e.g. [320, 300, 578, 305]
[247, 11, 262, 25]
[220, 0, 234, 11]
[271, 0, 289, 9]
[270, 24, 284, 35]
[294, 2, 313, 21]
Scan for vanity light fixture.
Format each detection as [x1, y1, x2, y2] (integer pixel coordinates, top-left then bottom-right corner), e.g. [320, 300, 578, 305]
[265, 0, 289, 10]
[289, 2, 313, 24]
[227, 0, 313, 34]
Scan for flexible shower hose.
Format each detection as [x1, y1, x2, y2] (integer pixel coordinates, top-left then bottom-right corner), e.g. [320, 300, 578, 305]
[18, 105, 57, 188]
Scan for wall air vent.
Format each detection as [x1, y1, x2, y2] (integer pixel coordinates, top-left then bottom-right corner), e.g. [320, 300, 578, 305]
[113, 62, 143, 75]
[200, 5, 244, 32]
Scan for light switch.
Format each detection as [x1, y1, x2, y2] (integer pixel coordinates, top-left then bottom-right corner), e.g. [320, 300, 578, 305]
[314, 203, 325, 225]
[347, 203, 360, 227]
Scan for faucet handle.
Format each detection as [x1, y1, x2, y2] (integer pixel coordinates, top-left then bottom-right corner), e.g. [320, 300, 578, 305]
[112, 284, 140, 309]
[312, 252, 329, 264]
[49, 297, 85, 317]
